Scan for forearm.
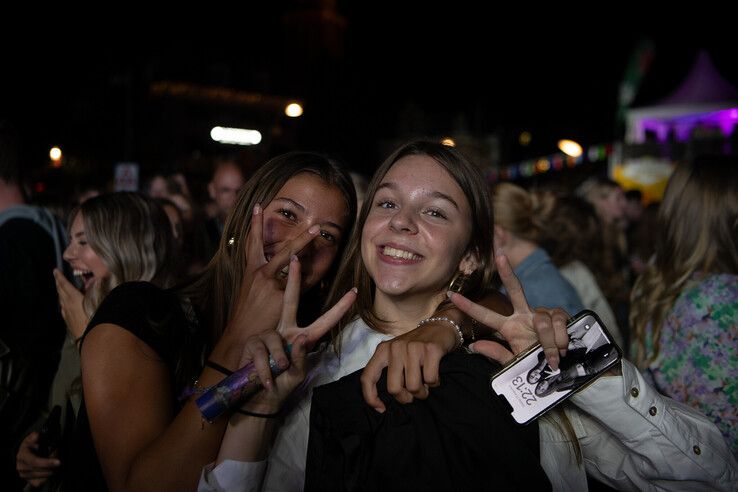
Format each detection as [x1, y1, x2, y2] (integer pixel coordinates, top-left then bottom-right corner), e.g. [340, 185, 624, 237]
[85, 328, 236, 492]
[570, 359, 737, 488]
[217, 412, 279, 464]
[116, 399, 230, 492]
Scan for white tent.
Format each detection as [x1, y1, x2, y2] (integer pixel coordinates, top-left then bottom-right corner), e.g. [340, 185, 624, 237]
[626, 51, 738, 143]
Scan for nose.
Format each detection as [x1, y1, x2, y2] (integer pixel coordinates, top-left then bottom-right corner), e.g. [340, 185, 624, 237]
[389, 208, 417, 234]
[63, 242, 75, 262]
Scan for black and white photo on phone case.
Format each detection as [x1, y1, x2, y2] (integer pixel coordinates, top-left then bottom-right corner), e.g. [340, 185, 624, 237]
[491, 310, 621, 424]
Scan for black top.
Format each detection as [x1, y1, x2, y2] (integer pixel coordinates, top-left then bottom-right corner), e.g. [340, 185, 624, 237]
[305, 352, 551, 492]
[62, 282, 193, 492]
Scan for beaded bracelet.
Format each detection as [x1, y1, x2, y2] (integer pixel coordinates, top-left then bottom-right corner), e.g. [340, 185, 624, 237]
[417, 316, 464, 350]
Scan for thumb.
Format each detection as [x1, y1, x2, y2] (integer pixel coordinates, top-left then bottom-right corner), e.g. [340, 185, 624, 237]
[468, 340, 514, 365]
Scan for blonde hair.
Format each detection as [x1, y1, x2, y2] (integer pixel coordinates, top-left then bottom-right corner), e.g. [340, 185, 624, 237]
[493, 183, 556, 244]
[630, 155, 738, 367]
[78, 192, 178, 316]
[325, 140, 495, 351]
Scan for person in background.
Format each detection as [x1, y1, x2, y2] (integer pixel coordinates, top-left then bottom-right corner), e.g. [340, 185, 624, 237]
[538, 193, 624, 348]
[15, 192, 180, 490]
[577, 176, 631, 338]
[492, 183, 584, 316]
[205, 159, 246, 246]
[0, 121, 68, 491]
[630, 155, 738, 458]
[623, 189, 643, 225]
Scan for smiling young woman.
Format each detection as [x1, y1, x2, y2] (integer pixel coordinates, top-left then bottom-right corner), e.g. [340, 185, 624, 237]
[199, 141, 738, 492]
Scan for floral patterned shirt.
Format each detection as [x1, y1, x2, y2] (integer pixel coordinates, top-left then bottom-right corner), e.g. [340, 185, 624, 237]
[645, 273, 738, 458]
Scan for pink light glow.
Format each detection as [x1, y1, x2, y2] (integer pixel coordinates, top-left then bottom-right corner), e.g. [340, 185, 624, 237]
[639, 108, 738, 142]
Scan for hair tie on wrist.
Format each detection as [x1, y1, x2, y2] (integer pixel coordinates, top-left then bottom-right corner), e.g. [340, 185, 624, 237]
[235, 408, 281, 418]
[206, 360, 234, 376]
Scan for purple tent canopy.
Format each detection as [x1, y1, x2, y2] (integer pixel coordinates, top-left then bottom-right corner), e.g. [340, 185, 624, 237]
[626, 51, 738, 143]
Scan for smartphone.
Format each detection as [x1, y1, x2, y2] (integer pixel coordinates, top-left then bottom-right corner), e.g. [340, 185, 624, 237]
[36, 405, 62, 457]
[491, 310, 622, 425]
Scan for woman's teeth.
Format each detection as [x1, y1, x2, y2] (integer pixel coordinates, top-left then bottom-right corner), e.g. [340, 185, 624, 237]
[382, 246, 421, 260]
[73, 269, 92, 278]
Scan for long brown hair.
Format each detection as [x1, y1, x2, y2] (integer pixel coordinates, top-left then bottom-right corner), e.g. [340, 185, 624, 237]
[630, 155, 738, 367]
[180, 152, 357, 350]
[325, 140, 494, 349]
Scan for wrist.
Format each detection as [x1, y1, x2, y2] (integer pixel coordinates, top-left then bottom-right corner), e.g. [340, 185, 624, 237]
[435, 306, 477, 344]
[236, 395, 283, 418]
[417, 316, 465, 351]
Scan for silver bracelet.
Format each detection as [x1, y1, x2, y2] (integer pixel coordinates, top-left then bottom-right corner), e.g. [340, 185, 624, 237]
[417, 316, 464, 350]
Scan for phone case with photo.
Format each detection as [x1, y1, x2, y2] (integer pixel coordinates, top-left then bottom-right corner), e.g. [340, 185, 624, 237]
[491, 310, 622, 425]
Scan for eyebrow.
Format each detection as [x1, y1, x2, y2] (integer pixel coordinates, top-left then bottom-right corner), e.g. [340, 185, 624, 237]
[376, 182, 461, 211]
[272, 197, 344, 231]
[73, 231, 86, 239]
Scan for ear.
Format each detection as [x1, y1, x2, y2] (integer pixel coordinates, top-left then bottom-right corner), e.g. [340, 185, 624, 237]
[207, 181, 216, 201]
[458, 248, 481, 276]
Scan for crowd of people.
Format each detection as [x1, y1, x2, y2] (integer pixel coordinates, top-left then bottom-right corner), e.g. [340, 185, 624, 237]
[1, 123, 736, 491]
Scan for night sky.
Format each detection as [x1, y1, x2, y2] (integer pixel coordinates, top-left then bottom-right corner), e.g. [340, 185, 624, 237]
[2, 5, 736, 196]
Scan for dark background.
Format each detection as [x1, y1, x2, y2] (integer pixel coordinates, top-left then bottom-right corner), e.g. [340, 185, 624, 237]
[2, 4, 736, 197]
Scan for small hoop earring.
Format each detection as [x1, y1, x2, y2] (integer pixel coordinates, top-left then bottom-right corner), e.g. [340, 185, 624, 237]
[448, 271, 469, 293]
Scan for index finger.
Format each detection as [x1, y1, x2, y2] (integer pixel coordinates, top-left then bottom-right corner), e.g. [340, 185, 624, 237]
[278, 256, 301, 333]
[262, 225, 320, 278]
[496, 254, 532, 314]
[360, 342, 389, 412]
[303, 288, 357, 348]
[244, 204, 266, 268]
[448, 291, 506, 331]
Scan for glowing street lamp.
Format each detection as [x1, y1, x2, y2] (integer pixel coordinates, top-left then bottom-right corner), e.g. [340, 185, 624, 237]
[557, 139, 583, 158]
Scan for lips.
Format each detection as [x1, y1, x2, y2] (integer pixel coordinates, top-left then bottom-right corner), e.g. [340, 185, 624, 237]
[379, 244, 423, 263]
[73, 268, 95, 291]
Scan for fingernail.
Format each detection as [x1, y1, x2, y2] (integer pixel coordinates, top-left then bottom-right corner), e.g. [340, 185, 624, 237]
[468, 342, 477, 353]
[279, 358, 289, 369]
[374, 405, 386, 414]
[263, 379, 272, 389]
[559, 349, 567, 357]
[351, 287, 358, 294]
[308, 224, 320, 235]
[253, 204, 261, 215]
[291, 255, 298, 263]
[446, 290, 453, 298]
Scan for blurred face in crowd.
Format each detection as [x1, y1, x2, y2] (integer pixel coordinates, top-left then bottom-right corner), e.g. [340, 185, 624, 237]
[209, 163, 246, 220]
[63, 212, 110, 292]
[595, 187, 627, 226]
[147, 175, 169, 199]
